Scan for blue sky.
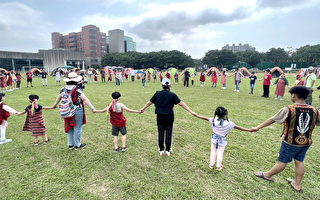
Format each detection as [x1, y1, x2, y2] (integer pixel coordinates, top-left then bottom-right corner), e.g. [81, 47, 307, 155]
[0, 0, 319, 58]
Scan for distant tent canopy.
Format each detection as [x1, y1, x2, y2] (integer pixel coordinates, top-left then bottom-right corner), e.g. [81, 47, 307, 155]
[270, 67, 285, 78]
[147, 68, 154, 73]
[60, 65, 75, 69]
[206, 67, 220, 76]
[239, 67, 251, 77]
[31, 68, 41, 74]
[182, 67, 196, 75]
[0, 68, 9, 73]
[167, 67, 177, 75]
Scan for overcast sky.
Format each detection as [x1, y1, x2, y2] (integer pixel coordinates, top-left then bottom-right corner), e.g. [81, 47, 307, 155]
[0, 0, 319, 58]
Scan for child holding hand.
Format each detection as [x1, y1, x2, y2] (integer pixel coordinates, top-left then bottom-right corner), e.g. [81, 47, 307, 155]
[193, 107, 253, 170]
[94, 92, 141, 152]
[19, 95, 53, 145]
[0, 93, 22, 144]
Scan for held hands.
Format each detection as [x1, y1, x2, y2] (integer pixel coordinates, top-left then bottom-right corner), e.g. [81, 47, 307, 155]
[249, 127, 259, 132]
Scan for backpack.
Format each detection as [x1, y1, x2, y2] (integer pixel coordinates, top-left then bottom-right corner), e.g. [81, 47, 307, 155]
[59, 87, 77, 118]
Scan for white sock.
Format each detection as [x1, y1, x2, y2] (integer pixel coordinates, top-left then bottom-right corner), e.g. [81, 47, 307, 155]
[1, 126, 6, 141]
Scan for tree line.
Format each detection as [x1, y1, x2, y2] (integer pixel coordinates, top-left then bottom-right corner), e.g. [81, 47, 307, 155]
[101, 44, 320, 70]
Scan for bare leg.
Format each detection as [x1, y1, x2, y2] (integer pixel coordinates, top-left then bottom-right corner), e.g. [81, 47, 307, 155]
[42, 134, 48, 141]
[113, 136, 118, 149]
[34, 136, 39, 143]
[216, 146, 225, 168]
[261, 161, 287, 179]
[209, 143, 217, 167]
[121, 135, 127, 148]
[291, 160, 304, 191]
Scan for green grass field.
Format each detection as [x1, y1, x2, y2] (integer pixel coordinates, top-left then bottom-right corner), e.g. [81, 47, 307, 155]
[1, 75, 320, 200]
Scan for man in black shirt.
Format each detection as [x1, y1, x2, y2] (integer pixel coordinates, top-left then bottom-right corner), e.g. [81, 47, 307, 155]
[41, 70, 48, 86]
[141, 78, 195, 156]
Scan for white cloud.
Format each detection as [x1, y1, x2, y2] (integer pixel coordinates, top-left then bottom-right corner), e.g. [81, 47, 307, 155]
[81, 0, 320, 57]
[0, 2, 53, 52]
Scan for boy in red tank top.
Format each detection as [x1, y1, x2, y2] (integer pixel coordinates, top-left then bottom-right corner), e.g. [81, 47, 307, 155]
[94, 92, 141, 152]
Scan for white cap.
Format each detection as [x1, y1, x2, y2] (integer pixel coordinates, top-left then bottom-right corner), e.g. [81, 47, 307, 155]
[161, 78, 171, 86]
[308, 67, 315, 71]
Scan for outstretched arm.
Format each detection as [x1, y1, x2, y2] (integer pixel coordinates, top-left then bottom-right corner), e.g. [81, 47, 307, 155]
[17, 111, 27, 116]
[141, 101, 153, 113]
[51, 95, 62, 109]
[193, 114, 209, 121]
[178, 101, 195, 115]
[81, 93, 95, 112]
[123, 106, 142, 113]
[93, 105, 109, 113]
[252, 119, 275, 131]
[234, 125, 254, 132]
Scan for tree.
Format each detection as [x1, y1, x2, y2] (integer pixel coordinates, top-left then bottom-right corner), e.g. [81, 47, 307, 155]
[292, 44, 320, 66]
[235, 51, 263, 67]
[202, 49, 236, 69]
[101, 50, 194, 69]
[265, 48, 289, 64]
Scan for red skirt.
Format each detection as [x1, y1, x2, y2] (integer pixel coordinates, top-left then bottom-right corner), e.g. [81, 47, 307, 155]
[7, 77, 13, 86]
[0, 77, 7, 88]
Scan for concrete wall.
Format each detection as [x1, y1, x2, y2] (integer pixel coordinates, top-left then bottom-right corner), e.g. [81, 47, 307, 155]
[0, 49, 86, 72]
[39, 49, 85, 71]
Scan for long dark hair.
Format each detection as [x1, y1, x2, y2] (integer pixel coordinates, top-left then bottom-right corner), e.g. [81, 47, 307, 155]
[214, 106, 229, 125]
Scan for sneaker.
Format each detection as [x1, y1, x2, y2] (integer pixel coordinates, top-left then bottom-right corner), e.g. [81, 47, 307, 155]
[43, 138, 50, 144]
[114, 148, 119, 152]
[159, 151, 165, 156]
[121, 146, 127, 152]
[33, 141, 39, 146]
[280, 98, 283, 101]
[74, 143, 86, 150]
[68, 145, 74, 150]
[275, 97, 278, 100]
[165, 151, 171, 156]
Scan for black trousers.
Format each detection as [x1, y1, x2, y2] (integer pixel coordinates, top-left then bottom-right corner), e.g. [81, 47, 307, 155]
[17, 80, 21, 88]
[157, 114, 174, 151]
[131, 76, 135, 82]
[184, 78, 189, 87]
[263, 85, 270, 97]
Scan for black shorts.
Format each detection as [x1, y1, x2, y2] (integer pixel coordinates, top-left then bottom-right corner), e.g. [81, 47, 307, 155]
[112, 125, 127, 136]
[27, 79, 32, 83]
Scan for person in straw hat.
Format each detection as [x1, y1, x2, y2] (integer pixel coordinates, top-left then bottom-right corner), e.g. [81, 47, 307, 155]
[51, 72, 96, 150]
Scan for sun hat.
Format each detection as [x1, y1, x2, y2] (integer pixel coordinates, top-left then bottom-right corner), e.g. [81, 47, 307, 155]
[161, 78, 171, 86]
[63, 72, 82, 82]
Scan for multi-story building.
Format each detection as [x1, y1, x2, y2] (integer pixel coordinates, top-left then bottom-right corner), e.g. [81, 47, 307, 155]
[124, 36, 136, 52]
[108, 29, 125, 53]
[52, 25, 107, 67]
[52, 26, 137, 66]
[222, 43, 256, 53]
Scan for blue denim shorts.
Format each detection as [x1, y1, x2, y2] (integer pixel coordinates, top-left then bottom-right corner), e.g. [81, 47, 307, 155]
[211, 134, 228, 147]
[278, 141, 310, 163]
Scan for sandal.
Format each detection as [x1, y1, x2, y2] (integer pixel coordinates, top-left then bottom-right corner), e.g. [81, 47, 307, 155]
[43, 138, 50, 144]
[33, 141, 39, 146]
[286, 178, 303, 193]
[254, 172, 273, 181]
[208, 164, 214, 169]
[216, 165, 224, 171]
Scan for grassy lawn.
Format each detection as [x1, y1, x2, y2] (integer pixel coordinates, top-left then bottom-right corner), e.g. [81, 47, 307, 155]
[1, 75, 320, 200]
